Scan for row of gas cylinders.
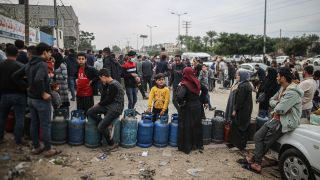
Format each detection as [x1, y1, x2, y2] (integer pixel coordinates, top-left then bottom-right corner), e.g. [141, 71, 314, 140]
[48, 109, 179, 148]
[120, 109, 178, 148]
[202, 110, 227, 144]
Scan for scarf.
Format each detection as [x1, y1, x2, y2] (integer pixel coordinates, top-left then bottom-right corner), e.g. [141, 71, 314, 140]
[180, 67, 201, 95]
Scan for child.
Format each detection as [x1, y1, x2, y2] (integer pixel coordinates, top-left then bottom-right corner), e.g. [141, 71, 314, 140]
[198, 65, 215, 111]
[146, 73, 170, 122]
[51, 83, 62, 109]
[75, 52, 99, 114]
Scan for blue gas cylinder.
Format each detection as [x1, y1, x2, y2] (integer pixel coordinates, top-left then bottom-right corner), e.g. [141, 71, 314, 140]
[85, 117, 101, 148]
[137, 113, 154, 148]
[169, 114, 178, 147]
[51, 109, 68, 145]
[68, 110, 85, 145]
[120, 109, 138, 148]
[153, 115, 169, 147]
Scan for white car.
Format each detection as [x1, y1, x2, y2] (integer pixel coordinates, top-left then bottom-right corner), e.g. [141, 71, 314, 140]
[276, 56, 289, 64]
[274, 124, 320, 180]
[238, 63, 268, 76]
[306, 55, 320, 64]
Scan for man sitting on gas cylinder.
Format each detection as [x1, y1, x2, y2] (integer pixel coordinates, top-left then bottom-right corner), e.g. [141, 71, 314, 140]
[87, 68, 124, 151]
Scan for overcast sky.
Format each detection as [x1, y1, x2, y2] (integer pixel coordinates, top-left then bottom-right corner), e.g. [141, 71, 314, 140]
[10, 0, 320, 49]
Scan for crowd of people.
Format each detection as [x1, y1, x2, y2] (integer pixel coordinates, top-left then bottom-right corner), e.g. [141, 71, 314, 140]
[0, 40, 319, 174]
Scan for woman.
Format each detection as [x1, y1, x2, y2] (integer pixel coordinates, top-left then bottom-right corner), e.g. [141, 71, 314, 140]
[226, 70, 253, 151]
[53, 51, 70, 109]
[258, 68, 280, 117]
[176, 67, 206, 154]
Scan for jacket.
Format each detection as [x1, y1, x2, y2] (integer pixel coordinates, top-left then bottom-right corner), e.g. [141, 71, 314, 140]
[155, 59, 169, 75]
[99, 80, 124, 114]
[65, 53, 78, 77]
[14, 56, 51, 99]
[148, 86, 170, 111]
[270, 83, 303, 133]
[103, 55, 122, 82]
[170, 63, 185, 89]
[74, 64, 99, 89]
[122, 61, 137, 88]
[94, 58, 103, 71]
[141, 60, 153, 77]
[0, 59, 27, 94]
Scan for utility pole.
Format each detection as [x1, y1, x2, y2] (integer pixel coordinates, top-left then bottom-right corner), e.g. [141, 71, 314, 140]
[140, 35, 148, 52]
[182, 21, 191, 36]
[54, 0, 59, 48]
[171, 12, 187, 50]
[146, 25, 157, 50]
[24, 0, 29, 46]
[263, 0, 267, 63]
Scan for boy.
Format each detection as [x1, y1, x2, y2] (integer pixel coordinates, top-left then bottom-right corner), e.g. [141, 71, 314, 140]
[87, 68, 124, 150]
[199, 65, 215, 111]
[74, 52, 99, 114]
[146, 73, 170, 122]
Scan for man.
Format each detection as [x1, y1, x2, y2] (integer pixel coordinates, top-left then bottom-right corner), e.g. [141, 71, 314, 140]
[141, 56, 153, 91]
[73, 52, 99, 114]
[102, 47, 122, 82]
[242, 67, 303, 173]
[0, 45, 27, 145]
[170, 55, 186, 110]
[298, 65, 317, 119]
[135, 55, 148, 99]
[15, 40, 29, 64]
[86, 50, 95, 67]
[65, 49, 77, 101]
[87, 68, 124, 151]
[14, 43, 61, 157]
[122, 51, 139, 109]
[155, 54, 169, 85]
[252, 64, 266, 82]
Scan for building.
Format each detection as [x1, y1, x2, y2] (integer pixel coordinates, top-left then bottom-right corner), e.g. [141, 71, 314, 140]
[0, 2, 79, 49]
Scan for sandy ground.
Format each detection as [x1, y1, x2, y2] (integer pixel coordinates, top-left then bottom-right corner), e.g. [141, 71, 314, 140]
[0, 85, 282, 180]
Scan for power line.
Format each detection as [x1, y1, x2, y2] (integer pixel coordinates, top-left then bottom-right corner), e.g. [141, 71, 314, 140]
[58, 0, 74, 20]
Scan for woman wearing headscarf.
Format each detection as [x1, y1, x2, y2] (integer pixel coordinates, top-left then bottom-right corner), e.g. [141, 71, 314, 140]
[176, 67, 207, 154]
[53, 49, 70, 108]
[258, 68, 280, 116]
[226, 70, 253, 151]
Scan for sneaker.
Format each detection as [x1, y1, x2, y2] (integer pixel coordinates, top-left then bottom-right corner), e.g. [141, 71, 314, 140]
[70, 98, 75, 101]
[209, 107, 216, 111]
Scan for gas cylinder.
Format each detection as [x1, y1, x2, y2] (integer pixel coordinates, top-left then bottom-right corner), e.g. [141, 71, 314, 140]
[169, 114, 178, 147]
[202, 118, 212, 145]
[120, 109, 138, 148]
[51, 109, 68, 145]
[68, 110, 86, 145]
[212, 110, 225, 143]
[153, 115, 169, 147]
[137, 113, 154, 148]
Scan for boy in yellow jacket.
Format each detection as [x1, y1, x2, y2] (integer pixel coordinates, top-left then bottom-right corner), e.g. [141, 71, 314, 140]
[146, 73, 170, 122]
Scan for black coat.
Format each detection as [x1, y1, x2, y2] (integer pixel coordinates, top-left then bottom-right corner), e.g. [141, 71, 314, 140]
[103, 55, 122, 82]
[170, 63, 186, 89]
[74, 64, 99, 89]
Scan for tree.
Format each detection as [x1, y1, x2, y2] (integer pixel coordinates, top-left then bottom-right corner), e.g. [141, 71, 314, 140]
[112, 45, 121, 53]
[206, 30, 217, 47]
[78, 30, 95, 51]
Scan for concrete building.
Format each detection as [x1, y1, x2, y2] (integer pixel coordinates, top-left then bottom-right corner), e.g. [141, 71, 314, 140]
[0, 3, 79, 49]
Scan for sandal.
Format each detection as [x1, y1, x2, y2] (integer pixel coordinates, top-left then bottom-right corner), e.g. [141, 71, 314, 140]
[242, 163, 261, 174]
[43, 149, 62, 158]
[31, 146, 44, 155]
[236, 158, 249, 164]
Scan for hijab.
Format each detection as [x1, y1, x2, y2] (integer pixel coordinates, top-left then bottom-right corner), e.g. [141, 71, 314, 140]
[180, 67, 201, 95]
[238, 70, 250, 82]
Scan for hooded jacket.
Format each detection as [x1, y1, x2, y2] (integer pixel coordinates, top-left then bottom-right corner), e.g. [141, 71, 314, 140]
[270, 83, 303, 133]
[24, 56, 51, 99]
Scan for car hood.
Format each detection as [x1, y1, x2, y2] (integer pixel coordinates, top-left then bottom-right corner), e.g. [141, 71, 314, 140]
[279, 124, 320, 142]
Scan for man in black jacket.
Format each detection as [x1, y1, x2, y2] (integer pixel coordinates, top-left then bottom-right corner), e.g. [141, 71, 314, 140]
[15, 40, 28, 64]
[170, 55, 186, 109]
[87, 68, 124, 150]
[142, 56, 153, 91]
[102, 47, 122, 82]
[65, 49, 77, 101]
[0, 45, 27, 145]
[13, 43, 61, 157]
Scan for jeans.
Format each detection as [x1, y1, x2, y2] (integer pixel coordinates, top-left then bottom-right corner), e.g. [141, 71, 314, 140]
[28, 98, 52, 150]
[301, 109, 311, 120]
[68, 77, 76, 99]
[142, 76, 152, 91]
[126, 88, 137, 109]
[87, 105, 120, 141]
[253, 119, 283, 164]
[0, 93, 26, 144]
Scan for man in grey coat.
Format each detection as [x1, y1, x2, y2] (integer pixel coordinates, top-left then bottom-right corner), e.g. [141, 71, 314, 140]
[141, 56, 153, 91]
